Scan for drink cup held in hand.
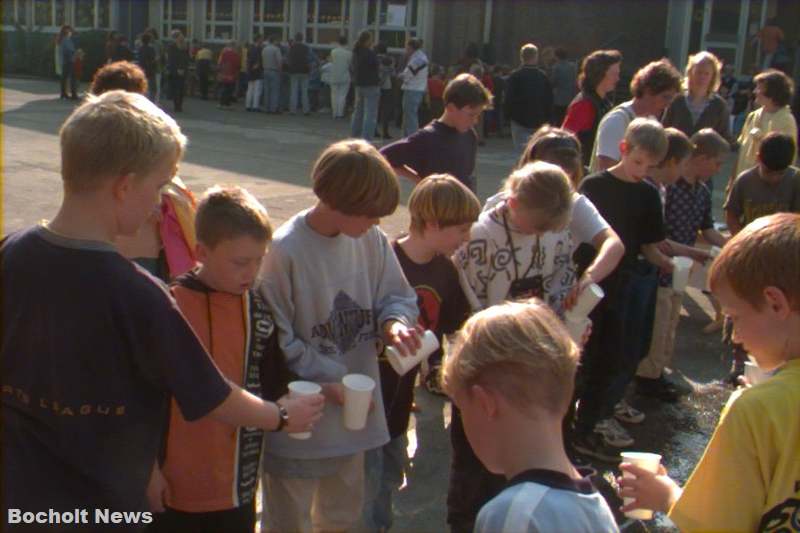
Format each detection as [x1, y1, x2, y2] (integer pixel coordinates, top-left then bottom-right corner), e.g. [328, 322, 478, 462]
[620, 452, 662, 520]
[385, 330, 440, 376]
[744, 361, 769, 386]
[287, 381, 321, 439]
[672, 257, 693, 292]
[342, 374, 375, 431]
[689, 247, 722, 291]
[564, 315, 591, 345]
[568, 283, 605, 319]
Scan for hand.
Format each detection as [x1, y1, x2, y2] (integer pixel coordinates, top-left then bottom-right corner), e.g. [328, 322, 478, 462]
[736, 375, 752, 389]
[579, 319, 593, 347]
[617, 463, 682, 515]
[278, 393, 325, 434]
[145, 463, 169, 513]
[688, 249, 712, 264]
[320, 383, 345, 406]
[660, 259, 675, 275]
[564, 273, 595, 311]
[383, 320, 422, 357]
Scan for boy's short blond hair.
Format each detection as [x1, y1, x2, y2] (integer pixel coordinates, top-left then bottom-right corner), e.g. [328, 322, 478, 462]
[59, 90, 186, 193]
[312, 139, 399, 218]
[709, 213, 800, 312]
[195, 185, 272, 248]
[660, 127, 694, 166]
[691, 128, 730, 159]
[624, 117, 669, 162]
[503, 161, 573, 231]
[408, 174, 481, 234]
[442, 299, 580, 415]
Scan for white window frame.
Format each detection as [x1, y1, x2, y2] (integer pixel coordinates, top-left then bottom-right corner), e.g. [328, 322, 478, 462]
[72, 0, 113, 30]
[363, 0, 418, 53]
[305, 0, 351, 50]
[252, 0, 289, 42]
[162, 0, 190, 40]
[2, 0, 24, 29]
[204, 0, 237, 43]
[32, 0, 67, 31]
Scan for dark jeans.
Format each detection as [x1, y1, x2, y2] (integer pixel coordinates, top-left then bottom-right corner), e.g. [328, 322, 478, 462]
[170, 74, 185, 111]
[220, 81, 235, 107]
[378, 88, 394, 136]
[196, 59, 211, 99]
[148, 502, 255, 533]
[574, 261, 658, 435]
[60, 60, 77, 98]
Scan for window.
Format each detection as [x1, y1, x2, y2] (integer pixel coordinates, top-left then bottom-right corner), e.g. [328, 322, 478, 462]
[74, 0, 111, 29]
[162, 0, 188, 39]
[33, 0, 65, 28]
[252, 0, 288, 42]
[366, 0, 417, 51]
[306, 0, 350, 48]
[205, 0, 235, 41]
[2, 0, 22, 27]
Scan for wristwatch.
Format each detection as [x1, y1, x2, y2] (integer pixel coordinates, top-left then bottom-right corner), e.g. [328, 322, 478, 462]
[273, 402, 289, 432]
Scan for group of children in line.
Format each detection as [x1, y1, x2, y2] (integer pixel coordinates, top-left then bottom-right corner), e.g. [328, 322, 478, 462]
[3, 50, 800, 533]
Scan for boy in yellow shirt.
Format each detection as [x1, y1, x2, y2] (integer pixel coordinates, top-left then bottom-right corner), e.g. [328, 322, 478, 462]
[619, 212, 800, 532]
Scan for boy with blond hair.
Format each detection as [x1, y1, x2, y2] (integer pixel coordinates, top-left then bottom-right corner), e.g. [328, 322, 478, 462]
[258, 139, 420, 533]
[1, 91, 323, 524]
[620, 213, 800, 532]
[442, 300, 619, 532]
[362, 174, 480, 531]
[573, 117, 674, 460]
[149, 186, 291, 532]
[381, 73, 492, 192]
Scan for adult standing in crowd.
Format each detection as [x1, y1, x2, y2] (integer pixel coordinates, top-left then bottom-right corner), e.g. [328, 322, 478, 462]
[56, 25, 78, 100]
[261, 35, 283, 113]
[590, 59, 682, 171]
[376, 42, 396, 140]
[217, 40, 241, 110]
[245, 35, 265, 112]
[563, 49, 622, 167]
[550, 48, 578, 125]
[350, 30, 380, 142]
[287, 32, 311, 115]
[504, 43, 553, 152]
[104, 31, 119, 64]
[400, 38, 429, 136]
[144, 28, 164, 102]
[195, 42, 213, 100]
[663, 52, 732, 143]
[328, 35, 352, 119]
[166, 30, 190, 112]
[138, 32, 158, 102]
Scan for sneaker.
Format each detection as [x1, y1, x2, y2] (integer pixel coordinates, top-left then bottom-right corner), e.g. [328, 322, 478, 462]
[571, 431, 623, 463]
[594, 418, 634, 448]
[613, 399, 645, 424]
[636, 375, 680, 403]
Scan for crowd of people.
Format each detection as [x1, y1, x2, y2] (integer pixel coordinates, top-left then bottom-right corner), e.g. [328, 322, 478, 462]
[8, 28, 800, 533]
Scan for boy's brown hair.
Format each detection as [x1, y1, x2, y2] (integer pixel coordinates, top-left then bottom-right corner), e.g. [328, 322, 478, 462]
[709, 213, 800, 312]
[312, 139, 399, 218]
[660, 127, 694, 166]
[59, 90, 186, 193]
[630, 59, 682, 98]
[503, 161, 574, 232]
[754, 69, 794, 107]
[408, 174, 481, 234]
[623, 117, 669, 162]
[443, 73, 493, 109]
[90, 61, 148, 95]
[691, 128, 730, 159]
[195, 185, 272, 248]
[519, 126, 583, 188]
[442, 299, 580, 414]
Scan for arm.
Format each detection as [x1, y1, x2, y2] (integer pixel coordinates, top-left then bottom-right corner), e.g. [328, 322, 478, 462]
[725, 209, 744, 236]
[642, 242, 674, 272]
[701, 228, 728, 248]
[452, 227, 491, 311]
[392, 165, 422, 184]
[665, 239, 712, 263]
[583, 228, 624, 284]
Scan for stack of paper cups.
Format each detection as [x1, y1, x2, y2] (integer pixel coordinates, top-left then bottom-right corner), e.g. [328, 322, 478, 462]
[385, 330, 440, 376]
[287, 381, 321, 439]
[342, 374, 375, 431]
[564, 283, 604, 344]
[672, 257, 693, 292]
[620, 452, 662, 520]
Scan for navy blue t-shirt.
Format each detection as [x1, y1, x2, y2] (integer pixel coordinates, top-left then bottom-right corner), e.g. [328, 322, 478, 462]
[380, 120, 477, 189]
[1, 226, 231, 526]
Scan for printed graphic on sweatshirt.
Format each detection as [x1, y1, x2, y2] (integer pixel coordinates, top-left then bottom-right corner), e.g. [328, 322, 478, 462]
[311, 291, 375, 356]
[757, 495, 799, 532]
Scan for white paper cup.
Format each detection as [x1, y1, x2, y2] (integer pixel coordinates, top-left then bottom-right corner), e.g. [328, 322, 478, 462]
[342, 374, 375, 431]
[570, 283, 605, 318]
[672, 257, 693, 292]
[744, 361, 769, 386]
[287, 381, 321, 439]
[385, 330, 440, 376]
[620, 452, 662, 520]
[564, 316, 591, 344]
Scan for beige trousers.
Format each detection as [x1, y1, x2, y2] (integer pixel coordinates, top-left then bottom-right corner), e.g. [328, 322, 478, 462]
[637, 286, 683, 379]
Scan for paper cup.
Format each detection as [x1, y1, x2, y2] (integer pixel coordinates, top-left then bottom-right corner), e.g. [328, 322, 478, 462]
[672, 257, 693, 292]
[385, 330, 440, 376]
[287, 381, 321, 439]
[744, 361, 769, 386]
[342, 374, 375, 431]
[620, 452, 662, 520]
[564, 316, 591, 345]
[570, 283, 605, 318]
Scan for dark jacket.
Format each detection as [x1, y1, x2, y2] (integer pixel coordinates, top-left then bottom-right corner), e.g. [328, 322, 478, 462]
[352, 46, 379, 87]
[138, 44, 157, 78]
[504, 65, 553, 129]
[287, 42, 310, 74]
[247, 43, 263, 78]
[662, 93, 733, 142]
[166, 43, 190, 77]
